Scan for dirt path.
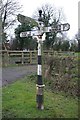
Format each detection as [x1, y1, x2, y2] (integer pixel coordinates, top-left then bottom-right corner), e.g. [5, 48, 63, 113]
[2, 65, 37, 86]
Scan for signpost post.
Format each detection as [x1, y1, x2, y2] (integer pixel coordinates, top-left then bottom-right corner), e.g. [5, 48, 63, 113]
[18, 10, 70, 110]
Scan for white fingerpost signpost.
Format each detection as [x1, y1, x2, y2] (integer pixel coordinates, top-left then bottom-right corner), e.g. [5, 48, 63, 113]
[17, 10, 70, 110]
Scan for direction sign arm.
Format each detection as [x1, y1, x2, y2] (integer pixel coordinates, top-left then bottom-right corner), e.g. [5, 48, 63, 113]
[17, 14, 38, 26]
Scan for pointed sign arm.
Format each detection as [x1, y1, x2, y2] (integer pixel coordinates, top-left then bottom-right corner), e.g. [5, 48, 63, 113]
[17, 14, 38, 26]
[20, 23, 70, 38]
[52, 23, 70, 32]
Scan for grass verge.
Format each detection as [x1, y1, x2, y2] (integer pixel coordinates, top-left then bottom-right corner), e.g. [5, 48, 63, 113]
[2, 75, 78, 118]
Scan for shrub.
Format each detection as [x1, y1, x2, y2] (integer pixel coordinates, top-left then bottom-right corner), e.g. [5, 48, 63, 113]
[44, 55, 78, 97]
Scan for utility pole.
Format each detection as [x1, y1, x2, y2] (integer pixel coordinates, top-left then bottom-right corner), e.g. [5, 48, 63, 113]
[17, 10, 70, 110]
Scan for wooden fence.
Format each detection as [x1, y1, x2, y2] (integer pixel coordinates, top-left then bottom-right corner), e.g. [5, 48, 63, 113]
[0, 50, 75, 66]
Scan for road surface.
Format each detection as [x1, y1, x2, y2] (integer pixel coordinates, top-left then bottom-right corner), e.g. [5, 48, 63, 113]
[2, 65, 37, 86]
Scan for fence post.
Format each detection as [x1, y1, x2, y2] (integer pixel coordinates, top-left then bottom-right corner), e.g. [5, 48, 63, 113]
[30, 51, 32, 64]
[22, 51, 24, 65]
[8, 52, 10, 65]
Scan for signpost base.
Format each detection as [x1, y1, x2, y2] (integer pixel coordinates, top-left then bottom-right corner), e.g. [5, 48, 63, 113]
[36, 85, 45, 110]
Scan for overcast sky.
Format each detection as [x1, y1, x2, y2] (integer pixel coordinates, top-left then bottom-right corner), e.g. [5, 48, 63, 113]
[19, 0, 79, 39]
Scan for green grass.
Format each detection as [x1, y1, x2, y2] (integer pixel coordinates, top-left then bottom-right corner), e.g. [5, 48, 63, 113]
[2, 76, 78, 118]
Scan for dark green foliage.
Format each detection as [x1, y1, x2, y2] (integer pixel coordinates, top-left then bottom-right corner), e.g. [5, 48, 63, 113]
[70, 42, 78, 52]
[43, 19, 60, 49]
[14, 23, 37, 50]
[43, 32, 57, 49]
[61, 40, 70, 51]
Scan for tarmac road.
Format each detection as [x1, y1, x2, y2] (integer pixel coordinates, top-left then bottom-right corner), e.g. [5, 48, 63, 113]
[2, 65, 37, 86]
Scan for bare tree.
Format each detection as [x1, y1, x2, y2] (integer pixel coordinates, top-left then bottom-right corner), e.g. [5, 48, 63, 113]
[33, 3, 66, 49]
[1, 0, 22, 42]
[2, 0, 22, 30]
[33, 3, 65, 26]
